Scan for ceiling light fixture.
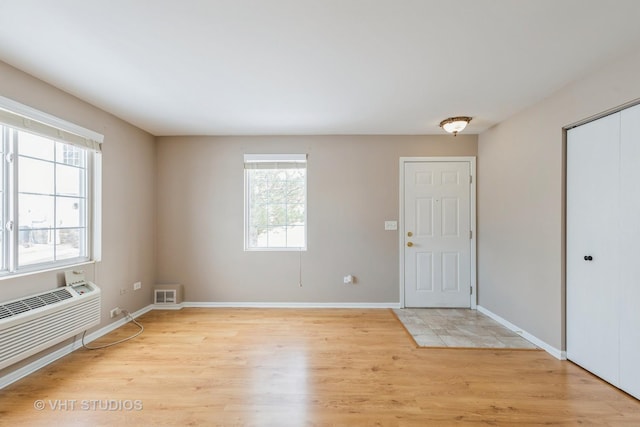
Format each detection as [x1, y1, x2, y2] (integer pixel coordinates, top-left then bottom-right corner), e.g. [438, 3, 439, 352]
[439, 116, 472, 136]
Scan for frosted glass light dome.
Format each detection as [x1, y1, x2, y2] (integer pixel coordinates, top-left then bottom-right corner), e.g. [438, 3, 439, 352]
[440, 117, 472, 136]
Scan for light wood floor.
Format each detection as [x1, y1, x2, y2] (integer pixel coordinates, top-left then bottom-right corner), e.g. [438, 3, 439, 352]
[1, 308, 639, 426]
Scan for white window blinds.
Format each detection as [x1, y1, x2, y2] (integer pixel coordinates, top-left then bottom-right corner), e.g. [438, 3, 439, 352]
[243, 153, 307, 169]
[0, 96, 103, 152]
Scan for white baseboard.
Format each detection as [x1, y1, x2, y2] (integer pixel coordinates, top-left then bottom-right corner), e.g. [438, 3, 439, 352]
[152, 303, 183, 310]
[477, 305, 566, 360]
[0, 304, 154, 390]
[181, 301, 401, 309]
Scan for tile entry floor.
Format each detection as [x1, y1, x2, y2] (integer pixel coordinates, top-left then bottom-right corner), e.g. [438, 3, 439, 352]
[393, 308, 539, 349]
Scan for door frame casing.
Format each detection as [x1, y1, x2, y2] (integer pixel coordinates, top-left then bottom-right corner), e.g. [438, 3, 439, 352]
[399, 157, 477, 309]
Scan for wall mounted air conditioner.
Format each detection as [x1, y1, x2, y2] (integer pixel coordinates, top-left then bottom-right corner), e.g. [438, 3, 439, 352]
[0, 280, 101, 370]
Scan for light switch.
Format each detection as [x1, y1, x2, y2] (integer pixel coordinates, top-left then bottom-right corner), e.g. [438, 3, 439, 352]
[384, 221, 398, 231]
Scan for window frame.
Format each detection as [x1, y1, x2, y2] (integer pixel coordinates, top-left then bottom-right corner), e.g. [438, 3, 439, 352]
[0, 97, 102, 278]
[244, 154, 308, 251]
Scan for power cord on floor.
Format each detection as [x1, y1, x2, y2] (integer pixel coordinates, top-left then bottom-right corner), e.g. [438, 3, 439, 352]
[81, 309, 144, 350]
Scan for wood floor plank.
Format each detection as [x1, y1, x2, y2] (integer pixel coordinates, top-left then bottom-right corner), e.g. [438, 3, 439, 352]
[0, 308, 639, 426]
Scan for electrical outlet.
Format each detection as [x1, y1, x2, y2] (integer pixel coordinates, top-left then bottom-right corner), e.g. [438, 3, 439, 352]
[110, 307, 122, 318]
[133, 281, 142, 291]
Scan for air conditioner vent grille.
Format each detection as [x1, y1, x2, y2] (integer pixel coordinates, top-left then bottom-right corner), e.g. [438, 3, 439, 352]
[23, 296, 46, 310]
[0, 306, 12, 320]
[5, 301, 29, 315]
[40, 293, 61, 305]
[52, 289, 73, 301]
[0, 288, 74, 320]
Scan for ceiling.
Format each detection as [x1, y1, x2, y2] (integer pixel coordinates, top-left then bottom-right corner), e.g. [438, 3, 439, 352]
[1, 1, 640, 136]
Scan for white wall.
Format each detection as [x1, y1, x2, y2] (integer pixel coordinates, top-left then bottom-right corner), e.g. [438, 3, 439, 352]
[156, 135, 477, 303]
[478, 45, 640, 351]
[0, 61, 156, 377]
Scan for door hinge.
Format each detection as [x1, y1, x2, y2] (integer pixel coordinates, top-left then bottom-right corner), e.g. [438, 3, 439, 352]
[469, 175, 473, 184]
[470, 286, 473, 295]
[469, 230, 472, 239]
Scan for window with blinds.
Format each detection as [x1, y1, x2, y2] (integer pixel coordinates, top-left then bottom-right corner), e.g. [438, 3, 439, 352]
[244, 154, 307, 250]
[0, 96, 102, 275]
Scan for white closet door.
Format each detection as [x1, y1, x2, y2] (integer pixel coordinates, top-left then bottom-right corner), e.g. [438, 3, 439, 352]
[619, 104, 640, 399]
[566, 112, 620, 386]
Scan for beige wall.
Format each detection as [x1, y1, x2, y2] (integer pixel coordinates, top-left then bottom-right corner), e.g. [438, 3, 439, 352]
[478, 46, 640, 351]
[0, 61, 156, 377]
[156, 135, 477, 303]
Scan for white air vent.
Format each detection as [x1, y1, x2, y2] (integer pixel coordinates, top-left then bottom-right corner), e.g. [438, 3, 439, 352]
[153, 284, 183, 309]
[154, 289, 176, 304]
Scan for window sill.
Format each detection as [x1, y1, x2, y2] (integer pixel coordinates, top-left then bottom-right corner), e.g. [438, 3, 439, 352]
[0, 260, 95, 282]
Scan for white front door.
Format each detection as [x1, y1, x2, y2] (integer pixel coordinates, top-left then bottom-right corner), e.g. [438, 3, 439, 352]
[403, 161, 472, 307]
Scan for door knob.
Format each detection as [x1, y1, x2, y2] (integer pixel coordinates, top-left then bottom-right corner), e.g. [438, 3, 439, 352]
[407, 242, 413, 247]
[584, 255, 593, 261]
